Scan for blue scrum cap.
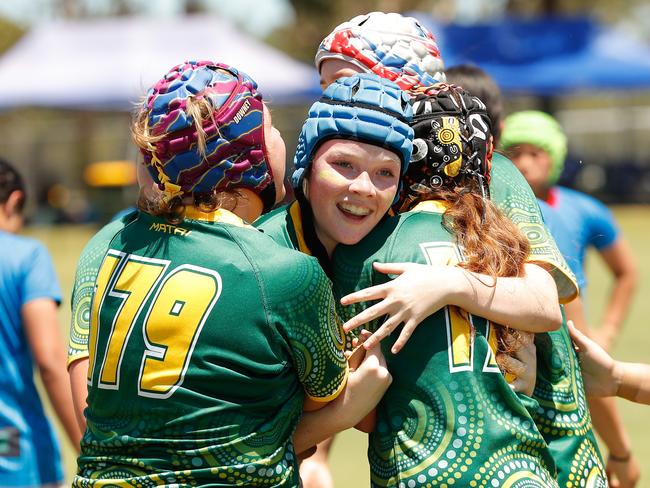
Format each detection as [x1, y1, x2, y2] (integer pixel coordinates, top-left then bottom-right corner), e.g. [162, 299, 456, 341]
[292, 73, 414, 192]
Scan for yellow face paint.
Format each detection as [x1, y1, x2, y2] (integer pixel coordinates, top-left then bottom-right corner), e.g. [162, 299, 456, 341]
[313, 166, 348, 185]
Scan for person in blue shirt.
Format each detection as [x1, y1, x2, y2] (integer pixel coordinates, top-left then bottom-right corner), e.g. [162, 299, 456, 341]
[501, 110, 638, 351]
[501, 112, 641, 488]
[0, 158, 81, 487]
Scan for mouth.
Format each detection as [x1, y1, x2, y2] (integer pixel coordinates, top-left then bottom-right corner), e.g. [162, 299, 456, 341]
[337, 202, 372, 221]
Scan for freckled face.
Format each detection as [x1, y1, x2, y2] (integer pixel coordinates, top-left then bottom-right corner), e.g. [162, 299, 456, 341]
[306, 139, 401, 256]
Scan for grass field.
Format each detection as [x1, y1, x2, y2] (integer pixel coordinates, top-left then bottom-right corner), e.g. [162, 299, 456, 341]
[24, 205, 650, 486]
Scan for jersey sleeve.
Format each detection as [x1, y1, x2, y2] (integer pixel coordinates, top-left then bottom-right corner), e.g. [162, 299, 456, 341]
[489, 154, 578, 303]
[273, 255, 348, 403]
[581, 194, 619, 250]
[68, 214, 134, 367]
[20, 242, 62, 305]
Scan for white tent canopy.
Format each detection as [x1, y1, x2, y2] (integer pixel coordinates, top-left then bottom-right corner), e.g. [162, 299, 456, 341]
[0, 14, 320, 109]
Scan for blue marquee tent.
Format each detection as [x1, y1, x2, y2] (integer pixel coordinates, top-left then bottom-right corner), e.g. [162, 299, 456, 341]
[412, 14, 650, 94]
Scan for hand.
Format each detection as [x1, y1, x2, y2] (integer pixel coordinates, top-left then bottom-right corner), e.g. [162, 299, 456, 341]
[496, 332, 537, 396]
[568, 320, 618, 397]
[346, 330, 373, 371]
[606, 452, 640, 488]
[341, 262, 459, 354]
[332, 342, 392, 430]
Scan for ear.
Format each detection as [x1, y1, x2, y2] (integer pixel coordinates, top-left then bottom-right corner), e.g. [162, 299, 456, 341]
[301, 177, 310, 201]
[4, 190, 24, 217]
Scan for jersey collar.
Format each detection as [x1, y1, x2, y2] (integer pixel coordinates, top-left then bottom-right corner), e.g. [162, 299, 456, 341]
[545, 187, 559, 208]
[184, 206, 252, 227]
[410, 200, 449, 214]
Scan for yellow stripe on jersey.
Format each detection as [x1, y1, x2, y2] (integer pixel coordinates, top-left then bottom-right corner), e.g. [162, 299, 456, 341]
[411, 199, 449, 214]
[288, 201, 312, 255]
[184, 206, 254, 227]
[304, 364, 349, 403]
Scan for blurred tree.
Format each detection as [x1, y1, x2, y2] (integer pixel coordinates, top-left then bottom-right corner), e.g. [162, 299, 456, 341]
[0, 16, 24, 55]
[184, 0, 207, 15]
[113, 0, 134, 16]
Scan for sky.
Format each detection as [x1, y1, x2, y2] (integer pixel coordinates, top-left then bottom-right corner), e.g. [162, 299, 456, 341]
[0, 0, 294, 36]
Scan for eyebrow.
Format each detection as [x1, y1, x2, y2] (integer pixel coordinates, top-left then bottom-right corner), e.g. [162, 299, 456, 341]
[328, 147, 400, 165]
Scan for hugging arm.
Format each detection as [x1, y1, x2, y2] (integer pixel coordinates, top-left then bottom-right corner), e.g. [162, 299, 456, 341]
[342, 261, 561, 353]
[293, 342, 391, 454]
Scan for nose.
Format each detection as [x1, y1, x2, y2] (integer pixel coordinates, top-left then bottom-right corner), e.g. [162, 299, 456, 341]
[512, 155, 532, 175]
[348, 171, 376, 197]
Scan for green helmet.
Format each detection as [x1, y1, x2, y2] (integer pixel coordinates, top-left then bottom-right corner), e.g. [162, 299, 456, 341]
[500, 110, 567, 185]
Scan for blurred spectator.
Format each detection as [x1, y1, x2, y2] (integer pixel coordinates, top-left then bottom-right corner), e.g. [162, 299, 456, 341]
[0, 158, 81, 487]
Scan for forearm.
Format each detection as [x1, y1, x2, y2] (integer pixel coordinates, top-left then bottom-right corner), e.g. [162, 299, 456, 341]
[40, 363, 83, 451]
[293, 402, 349, 454]
[450, 264, 561, 332]
[22, 299, 82, 450]
[295, 347, 391, 453]
[587, 396, 632, 458]
[616, 361, 650, 405]
[599, 239, 638, 340]
[601, 271, 637, 337]
[68, 357, 89, 432]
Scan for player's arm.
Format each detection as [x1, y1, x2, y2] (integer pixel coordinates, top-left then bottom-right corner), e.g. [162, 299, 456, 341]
[23, 298, 82, 451]
[569, 320, 650, 404]
[67, 271, 92, 431]
[66, 220, 129, 430]
[282, 259, 390, 453]
[293, 341, 391, 454]
[68, 357, 88, 431]
[594, 238, 638, 351]
[67, 264, 92, 432]
[342, 261, 561, 353]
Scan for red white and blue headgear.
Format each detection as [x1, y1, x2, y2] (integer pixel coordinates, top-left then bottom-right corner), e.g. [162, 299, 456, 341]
[398, 83, 493, 207]
[141, 60, 276, 211]
[315, 12, 446, 91]
[292, 73, 414, 201]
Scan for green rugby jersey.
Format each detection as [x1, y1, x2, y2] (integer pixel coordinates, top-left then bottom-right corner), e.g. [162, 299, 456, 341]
[532, 322, 607, 487]
[74, 209, 348, 488]
[490, 154, 577, 303]
[333, 201, 558, 488]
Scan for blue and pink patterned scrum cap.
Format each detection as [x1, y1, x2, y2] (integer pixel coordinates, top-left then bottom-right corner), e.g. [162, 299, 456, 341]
[292, 73, 414, 200]
[315, 12, 446, 91]
[141, 60, 274, 204]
